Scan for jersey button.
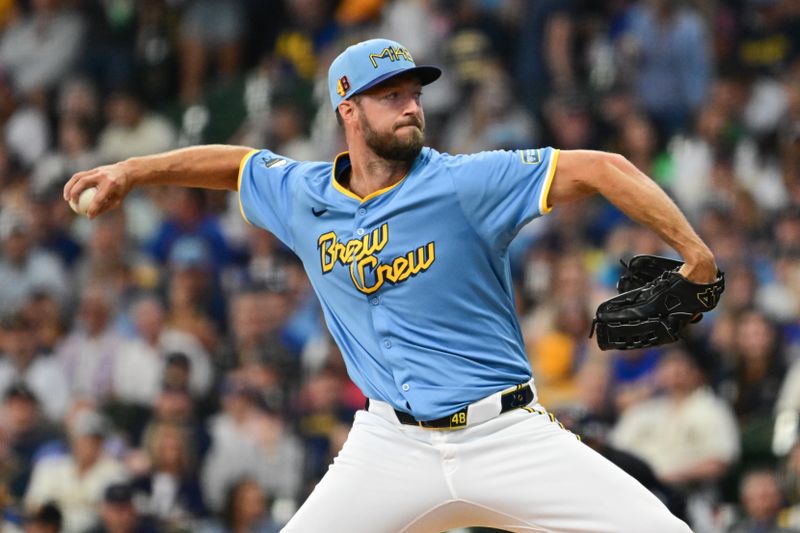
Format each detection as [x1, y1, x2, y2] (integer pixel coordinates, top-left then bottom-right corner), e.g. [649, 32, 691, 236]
[358, 208, 366, 215]
[402, 383, 410, 391]
[356, 228, 365, 236]
[370, 298, 379, 306]
[383, 339, 392, 348]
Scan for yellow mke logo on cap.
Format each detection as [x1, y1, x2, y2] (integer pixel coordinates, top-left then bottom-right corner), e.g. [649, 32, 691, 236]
[368, 46, 414, 69]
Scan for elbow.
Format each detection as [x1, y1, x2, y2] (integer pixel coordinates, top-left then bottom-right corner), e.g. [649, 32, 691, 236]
[599, 152, 633, 175]
[598, 152, 648, 186]
[581, 152, 634, 192]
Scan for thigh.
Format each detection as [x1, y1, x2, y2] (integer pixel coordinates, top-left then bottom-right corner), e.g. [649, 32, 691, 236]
[282, 411, 452, 533]
[455, 408, 692, 533]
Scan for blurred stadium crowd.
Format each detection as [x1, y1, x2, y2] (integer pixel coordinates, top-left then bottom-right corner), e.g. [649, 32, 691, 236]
[0, 0, 799, 531]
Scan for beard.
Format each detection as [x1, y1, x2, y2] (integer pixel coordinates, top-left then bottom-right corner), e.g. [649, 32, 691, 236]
[360, 113, 424, 163]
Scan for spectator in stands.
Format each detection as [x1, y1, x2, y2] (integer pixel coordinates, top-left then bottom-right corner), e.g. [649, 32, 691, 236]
[56, 77, 101, 125]
[0, 0, 86, 94]
[728, 469, 795, 533]
[97, 90, 175, 162]
[0, 383, 62, 500]
[84, 482, 159, 533]
[17, 289, 64, 355]
[296, 365, 359, 490]
[621, 0, 711, 136]
[25, 409, 126, 533]
[56, 284, 125, 401]
[0, 314, 70, 421]
[72, 210, 140, 297]
[28, 187, 83, 270]
[0, 211, 68, 313]
[527, 299, 596, 408]
[32, 115, 101, 195]
[514, 0, 577, 112]
[219, 479, 281, 533]
[166, 261, 220, 352]
[24, 502, 63, 533]
[113, 295, 212, 406]
[618, 113, 665, 182]
[719, 310, 785, 435]
[201, 377, 303, 513]
[177, 0, 245, 104]
[553, 357, 616, 436]
[611, 348, 740, 487]
[217, 289, 297, 378]
[142, 384, 210, 458]
[441, 70, 536, 154]
[129, 422, 207, 529]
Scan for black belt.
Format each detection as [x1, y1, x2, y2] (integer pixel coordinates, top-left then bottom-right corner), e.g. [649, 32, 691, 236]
[368, 383, 534, 430]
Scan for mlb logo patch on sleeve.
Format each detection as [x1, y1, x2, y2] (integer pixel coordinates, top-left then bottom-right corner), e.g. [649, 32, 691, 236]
[262, 157, 288, 169]
[519, 149, 541, 165]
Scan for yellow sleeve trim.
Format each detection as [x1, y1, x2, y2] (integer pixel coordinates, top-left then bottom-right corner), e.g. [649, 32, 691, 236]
[539, 148, 560, 215]
[236, 149, 261, 225]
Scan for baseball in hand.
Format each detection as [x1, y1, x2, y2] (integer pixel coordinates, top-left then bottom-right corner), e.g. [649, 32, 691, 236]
[69, 187, 97, 216]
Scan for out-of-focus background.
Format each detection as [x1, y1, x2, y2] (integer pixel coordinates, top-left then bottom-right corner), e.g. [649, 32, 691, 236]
[0, 0, 798, 531]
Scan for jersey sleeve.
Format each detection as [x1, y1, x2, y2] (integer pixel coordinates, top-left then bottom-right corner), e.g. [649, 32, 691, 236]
[450, 147, 560, 249]
[237, 149, 297, 249]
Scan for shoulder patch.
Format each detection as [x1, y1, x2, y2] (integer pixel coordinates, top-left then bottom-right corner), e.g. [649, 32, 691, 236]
[519, 149, 541, 165]
[262, 157, 288, 169]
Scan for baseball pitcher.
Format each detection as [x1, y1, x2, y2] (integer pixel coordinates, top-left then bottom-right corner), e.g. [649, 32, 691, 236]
[65, 39, 719, 532]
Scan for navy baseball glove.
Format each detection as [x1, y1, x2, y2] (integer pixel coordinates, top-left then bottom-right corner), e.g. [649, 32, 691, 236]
[590, 255, 725, 350]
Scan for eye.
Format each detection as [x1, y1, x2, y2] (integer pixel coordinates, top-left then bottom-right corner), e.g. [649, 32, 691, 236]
[384, 92, 398, 100]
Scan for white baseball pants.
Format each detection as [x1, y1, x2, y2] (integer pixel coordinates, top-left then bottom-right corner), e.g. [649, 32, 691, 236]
[282, 403, 691, 533]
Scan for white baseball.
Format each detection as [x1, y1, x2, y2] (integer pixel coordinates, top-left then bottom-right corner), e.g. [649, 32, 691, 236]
[69, 187, 97, 216]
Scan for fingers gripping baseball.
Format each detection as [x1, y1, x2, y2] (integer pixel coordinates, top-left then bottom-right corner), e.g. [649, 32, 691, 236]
[63, 164, 132, 219]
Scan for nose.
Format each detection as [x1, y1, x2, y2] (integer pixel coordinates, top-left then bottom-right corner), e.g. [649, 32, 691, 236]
[402, 93, 422, 116]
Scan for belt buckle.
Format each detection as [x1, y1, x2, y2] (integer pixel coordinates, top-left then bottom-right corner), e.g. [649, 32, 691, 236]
[502, 384, 532, 410]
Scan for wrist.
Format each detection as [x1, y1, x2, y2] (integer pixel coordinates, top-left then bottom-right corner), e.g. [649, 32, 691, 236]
[679, 247, 718, 283]
[119, 158, 143, 187]
[684, 246, 715, 269]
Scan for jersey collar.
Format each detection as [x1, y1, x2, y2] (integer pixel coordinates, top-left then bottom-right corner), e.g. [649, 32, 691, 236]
[331, 150, 424, 203]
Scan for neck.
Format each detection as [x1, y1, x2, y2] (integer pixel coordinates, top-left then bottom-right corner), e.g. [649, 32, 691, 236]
[345, 146, 413, 199]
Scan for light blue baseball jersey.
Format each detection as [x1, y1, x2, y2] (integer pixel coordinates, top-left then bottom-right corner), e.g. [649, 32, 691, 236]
[238, 146, 560, 420]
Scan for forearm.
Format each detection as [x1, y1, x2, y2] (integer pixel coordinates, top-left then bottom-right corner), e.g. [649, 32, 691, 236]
[550, 150, 715, 280]
[597, 154, 711, 263]
[121, 144, 254, 190]
[64, 144, 256, 219]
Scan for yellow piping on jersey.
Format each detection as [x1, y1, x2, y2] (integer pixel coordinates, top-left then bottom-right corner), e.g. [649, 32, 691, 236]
[331, 151, 410, 203]
[237, 149, 260, 225]
[539, 148, 560, 214]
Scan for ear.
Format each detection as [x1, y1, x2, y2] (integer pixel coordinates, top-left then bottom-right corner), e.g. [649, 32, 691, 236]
[338, 100, 357, 125]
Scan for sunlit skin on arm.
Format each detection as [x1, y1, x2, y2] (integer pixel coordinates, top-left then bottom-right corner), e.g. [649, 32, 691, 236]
[63, 144, 253, 219]
[548, 150, 717, 284]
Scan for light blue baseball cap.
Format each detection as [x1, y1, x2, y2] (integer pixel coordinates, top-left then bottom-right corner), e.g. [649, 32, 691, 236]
[328, 38, 441, 112]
